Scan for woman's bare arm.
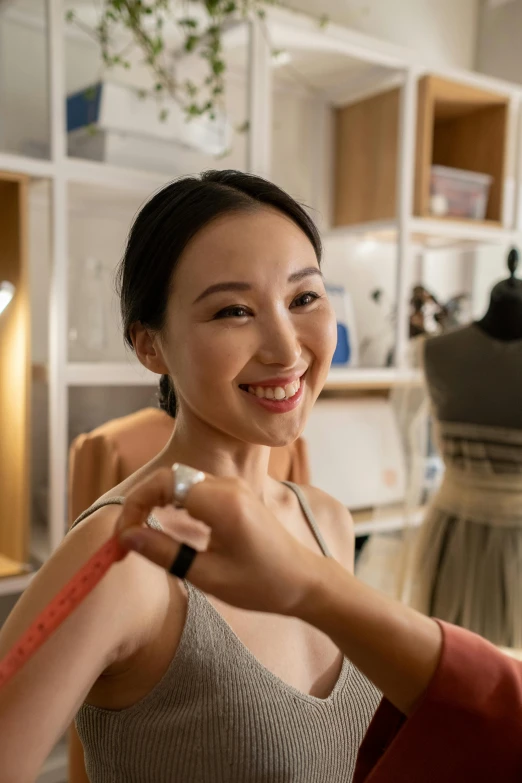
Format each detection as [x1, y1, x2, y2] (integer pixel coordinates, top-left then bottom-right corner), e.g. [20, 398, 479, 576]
[286, 487, 441, 714]
[299, 557, 442, 714]
[0, 508, 167, 783]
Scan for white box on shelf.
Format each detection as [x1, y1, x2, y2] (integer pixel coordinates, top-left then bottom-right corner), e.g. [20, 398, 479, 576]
[68, 128, 187, 178]
[67, 81, 232, 162]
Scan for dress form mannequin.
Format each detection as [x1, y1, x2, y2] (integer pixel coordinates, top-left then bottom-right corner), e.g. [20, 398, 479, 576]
[477, 247, 522, 341]
[410, 247, 522, 647]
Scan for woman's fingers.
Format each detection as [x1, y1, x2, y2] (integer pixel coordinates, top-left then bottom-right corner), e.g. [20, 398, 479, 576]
[152, 506, 211, 552]
[115, 466, 219, 534]
[115, 468, 175, 532]
[182, 476, 249, 537]
[116, 475, 316, 617]
[120, 526, 187, 572]
[114, 466, 234, 543]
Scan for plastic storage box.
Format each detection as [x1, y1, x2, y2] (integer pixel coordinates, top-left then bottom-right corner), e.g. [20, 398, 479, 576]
[66, 81, 231, 169]
[429, 165, 493, 220]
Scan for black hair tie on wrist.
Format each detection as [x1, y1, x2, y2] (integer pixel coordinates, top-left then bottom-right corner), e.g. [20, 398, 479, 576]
[169, 543, 197, 579]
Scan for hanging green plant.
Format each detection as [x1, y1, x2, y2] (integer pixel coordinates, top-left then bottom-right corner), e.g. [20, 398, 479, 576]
[66, 0, 276, 123]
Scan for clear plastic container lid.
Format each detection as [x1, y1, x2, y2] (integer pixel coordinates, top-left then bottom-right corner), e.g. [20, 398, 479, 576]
[431, 164, 493, 186]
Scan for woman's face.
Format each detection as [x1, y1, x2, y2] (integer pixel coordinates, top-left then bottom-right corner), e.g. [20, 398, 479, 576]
[156, 208, 336, 447]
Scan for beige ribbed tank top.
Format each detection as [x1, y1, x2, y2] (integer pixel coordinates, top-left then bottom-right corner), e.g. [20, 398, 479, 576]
[72, 482, 381, 782]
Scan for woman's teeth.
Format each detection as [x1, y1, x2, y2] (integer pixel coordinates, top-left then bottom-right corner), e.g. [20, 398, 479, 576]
[246, 378, 301, 401]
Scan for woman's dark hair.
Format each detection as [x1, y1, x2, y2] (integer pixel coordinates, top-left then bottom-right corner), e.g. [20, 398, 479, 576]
[117, 169, 322, 418]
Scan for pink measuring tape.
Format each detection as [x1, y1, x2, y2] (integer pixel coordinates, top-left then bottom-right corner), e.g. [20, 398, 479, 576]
[0, 535, 127, 690]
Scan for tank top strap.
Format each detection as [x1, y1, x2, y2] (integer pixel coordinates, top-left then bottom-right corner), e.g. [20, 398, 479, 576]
[70, 486, 331, 556]
[69, 496, 163, 532]
[281, 481, 332, 558]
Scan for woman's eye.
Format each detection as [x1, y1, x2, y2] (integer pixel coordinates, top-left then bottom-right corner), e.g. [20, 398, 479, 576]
[213, 305, 250, 320]
[291, 292, 321, 308]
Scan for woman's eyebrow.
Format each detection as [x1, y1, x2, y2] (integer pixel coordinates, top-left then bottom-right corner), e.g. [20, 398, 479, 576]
[193, 267, 323, 305]
[193, 282, 251, 305]
[288, 267, 323, 283]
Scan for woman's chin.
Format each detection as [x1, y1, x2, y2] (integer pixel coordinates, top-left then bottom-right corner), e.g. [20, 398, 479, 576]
[250, 420, 305, 449]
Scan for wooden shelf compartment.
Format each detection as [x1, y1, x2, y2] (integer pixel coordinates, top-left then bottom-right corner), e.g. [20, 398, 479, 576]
[333, 74, 509, 229]
[334, 87, 400, 227]
[415, 75, 509, 223]
[0, 552, 27, 579]
[0, 172, 31, 571]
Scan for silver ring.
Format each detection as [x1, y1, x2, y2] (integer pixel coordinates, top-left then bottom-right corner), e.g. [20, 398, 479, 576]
[172, 463, 206, 506]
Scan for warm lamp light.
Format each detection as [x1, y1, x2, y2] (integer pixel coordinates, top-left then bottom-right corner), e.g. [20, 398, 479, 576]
[0, 281, 15, 315]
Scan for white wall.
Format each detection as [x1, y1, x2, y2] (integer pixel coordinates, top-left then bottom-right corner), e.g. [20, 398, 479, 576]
[285, 0, 480, 70]
[476, 0, 522, 82]
[473, 1, 521, 316]
[322, 238, 398, 367]
[471, 244, 512, 318]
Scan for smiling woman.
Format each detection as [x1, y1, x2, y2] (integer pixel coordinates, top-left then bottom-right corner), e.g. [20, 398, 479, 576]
[0, 170, 379, 783]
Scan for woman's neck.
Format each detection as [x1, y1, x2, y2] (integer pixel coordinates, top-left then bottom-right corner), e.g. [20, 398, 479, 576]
[159, 410, 273, 500]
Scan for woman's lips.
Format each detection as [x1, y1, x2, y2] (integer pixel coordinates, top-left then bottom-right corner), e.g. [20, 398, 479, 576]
[239, 375, 305, 413]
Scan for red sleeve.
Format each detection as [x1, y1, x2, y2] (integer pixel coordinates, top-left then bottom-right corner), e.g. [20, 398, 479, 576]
[354, 620, 522, 783]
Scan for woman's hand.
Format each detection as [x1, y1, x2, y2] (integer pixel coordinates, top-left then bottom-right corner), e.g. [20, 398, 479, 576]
[116, 468, 320, 617]
[116, 467, 443, 718]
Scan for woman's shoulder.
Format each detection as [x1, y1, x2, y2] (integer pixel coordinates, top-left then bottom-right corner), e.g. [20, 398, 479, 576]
[65, 499, 186, 697]
[0, 502, 174, 694]
[292, 484, 355, 570]
[66, 502, 172, 626]
[66, 495, 179, 666]
[70, 459, 167, 531]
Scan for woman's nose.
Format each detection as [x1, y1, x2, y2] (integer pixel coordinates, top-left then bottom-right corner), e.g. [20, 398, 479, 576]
[256, 313, 301, 368]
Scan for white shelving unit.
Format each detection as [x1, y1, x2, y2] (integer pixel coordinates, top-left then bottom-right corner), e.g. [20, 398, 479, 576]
[0, 570, 34, 597]
[30, 362, 424, 390]
[326, 367, 422, 390]
[0, 1, 521, 597]
[324, 216, 522, 249]
[66, 361, 159, 387]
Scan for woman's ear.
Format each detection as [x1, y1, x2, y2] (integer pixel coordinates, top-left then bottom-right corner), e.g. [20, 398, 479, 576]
[131, 323, 170, 375]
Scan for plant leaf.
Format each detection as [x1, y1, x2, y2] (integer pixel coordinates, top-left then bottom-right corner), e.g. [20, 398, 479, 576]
[184, 34, 200, 52]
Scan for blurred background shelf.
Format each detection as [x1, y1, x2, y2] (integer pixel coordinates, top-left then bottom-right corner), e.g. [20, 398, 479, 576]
[37, 737, 68, 783]
[324, 216, 520, 248]
[352, 504, 425, 537]
[0, 151, 54, 179]
[0, 559, 33, 597]
[64, 157, 170, 194]
[325, 367, 422, 390]
[0, 552, 26, 578]
[31, 363, 425, 391]
[33, 362, 160, 387]
[66, 362, 159, 387]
